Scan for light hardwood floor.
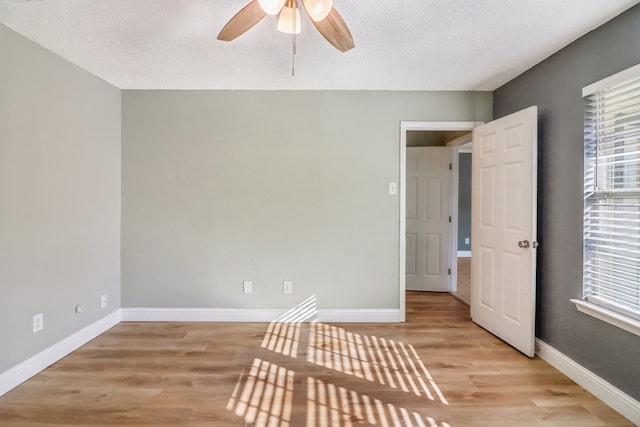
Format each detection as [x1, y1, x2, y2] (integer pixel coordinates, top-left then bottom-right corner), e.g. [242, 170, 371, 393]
[0, 292, 633, 426]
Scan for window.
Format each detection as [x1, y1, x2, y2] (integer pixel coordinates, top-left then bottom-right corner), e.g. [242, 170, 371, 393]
[575, 64, 640, 336]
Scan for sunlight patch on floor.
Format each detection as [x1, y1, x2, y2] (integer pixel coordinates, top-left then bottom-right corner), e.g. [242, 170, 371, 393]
[308, 322, 448, 403]
[307, 377, 451, 427]
[260, 295, 318, 358]
[228, 295, 452, 426]
[227, 358, 294, 427]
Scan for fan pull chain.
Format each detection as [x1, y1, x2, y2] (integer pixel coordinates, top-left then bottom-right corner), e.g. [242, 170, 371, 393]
[291, 0, 297, 77]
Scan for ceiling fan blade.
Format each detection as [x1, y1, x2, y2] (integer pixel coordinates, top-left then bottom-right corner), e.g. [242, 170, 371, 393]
[217, 0, 267, 42]
[312, 7, 354, 52]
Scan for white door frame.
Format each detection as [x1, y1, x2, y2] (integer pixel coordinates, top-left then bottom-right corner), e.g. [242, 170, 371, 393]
[399, 121, 483, 321]
[447, 134, 473, 295]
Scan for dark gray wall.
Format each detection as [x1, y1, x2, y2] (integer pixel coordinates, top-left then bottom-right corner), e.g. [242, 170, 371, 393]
[493, 5, 640, 400]
[457, 153, 472, 251]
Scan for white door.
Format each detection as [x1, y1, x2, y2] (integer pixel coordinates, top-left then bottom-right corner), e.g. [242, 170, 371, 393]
[471, 106, 538, 357]
[406, 147, 451, 292]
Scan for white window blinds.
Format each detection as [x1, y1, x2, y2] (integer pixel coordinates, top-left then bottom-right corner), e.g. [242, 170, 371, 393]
[583, 67, 640, 322]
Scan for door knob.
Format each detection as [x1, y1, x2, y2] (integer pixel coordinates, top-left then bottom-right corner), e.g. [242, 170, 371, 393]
[518, 240, 530, 249]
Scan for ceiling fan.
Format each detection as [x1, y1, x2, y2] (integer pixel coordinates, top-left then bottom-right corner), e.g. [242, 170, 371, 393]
[217, 0, 354, 52]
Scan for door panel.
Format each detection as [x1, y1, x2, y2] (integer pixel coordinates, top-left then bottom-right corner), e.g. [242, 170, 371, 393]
[406, 147, 451, 292]
[425, 233, 440, 276]
[471, 106, 538, 357]
[406, 177, 418, 219]
[478, 246, 495, 308]
[406, 233, 417, 276]
[426, 178, 442, 219]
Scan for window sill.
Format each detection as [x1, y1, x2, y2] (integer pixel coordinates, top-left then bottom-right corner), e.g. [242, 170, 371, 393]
[571, 299, 640, 337]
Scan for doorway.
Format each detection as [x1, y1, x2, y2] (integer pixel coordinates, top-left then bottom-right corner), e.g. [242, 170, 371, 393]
[399, 121, 482, 321]
[451, 140, 472, 305]
[400, 109, 538, 357]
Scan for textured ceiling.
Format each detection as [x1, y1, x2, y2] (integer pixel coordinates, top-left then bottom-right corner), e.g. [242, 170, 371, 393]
[1, 0, 638, 90]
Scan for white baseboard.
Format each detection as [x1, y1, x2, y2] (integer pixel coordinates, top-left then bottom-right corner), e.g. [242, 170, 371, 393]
[1, 309, 636, 426]
[535, 339, 640, 425]
[457, 251, 472, 257]
[317, 309, 401, 323]
[0, 310, 121, 397]
[121, 307, 402, 323]
[121, 308, 287, 322]
[0, 306, 399, 398]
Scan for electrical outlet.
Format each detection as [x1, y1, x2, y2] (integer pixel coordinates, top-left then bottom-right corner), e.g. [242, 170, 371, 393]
[283, 280, 293, 294]
[243, 280, 253, 294]
[75, 304, 84, 314]
[465, 237, 470, 245]
[32, 313, 43, 333]
[100, 294, 108, 308]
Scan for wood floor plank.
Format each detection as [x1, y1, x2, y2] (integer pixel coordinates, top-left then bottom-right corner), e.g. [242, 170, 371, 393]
[0, 292, 633, 426]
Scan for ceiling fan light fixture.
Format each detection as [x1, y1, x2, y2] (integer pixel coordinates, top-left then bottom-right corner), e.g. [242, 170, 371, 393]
[258, 0, 286, 15]
[302, 0, 332, 22]
[277, 4, 301, 34]
[218, 0, 354, 53]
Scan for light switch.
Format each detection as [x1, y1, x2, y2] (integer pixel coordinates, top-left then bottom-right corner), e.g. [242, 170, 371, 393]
[283, 280, 292, 294]
[389, 182, 398, 195]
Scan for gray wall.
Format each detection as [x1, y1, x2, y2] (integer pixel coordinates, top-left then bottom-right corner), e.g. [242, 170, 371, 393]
[457, 153, 471, 251]
[493, 5, 640, 400]
[122, 91, 491, 310]
[0, 24, 121, 373]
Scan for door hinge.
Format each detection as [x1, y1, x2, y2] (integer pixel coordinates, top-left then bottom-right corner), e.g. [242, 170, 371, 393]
[449, 163, 452, 170]
[448, 268, 451, 275]
[449, 216, 452, 223]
